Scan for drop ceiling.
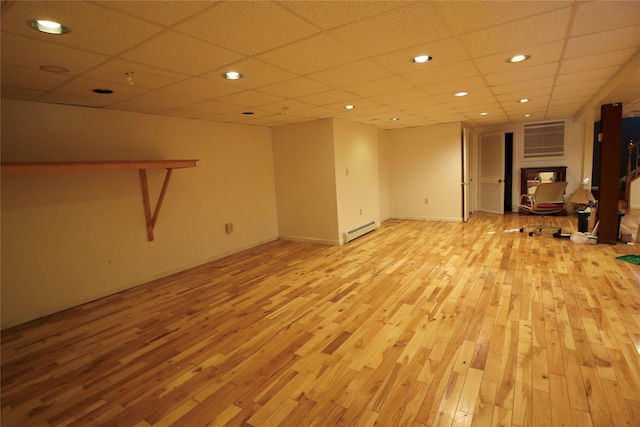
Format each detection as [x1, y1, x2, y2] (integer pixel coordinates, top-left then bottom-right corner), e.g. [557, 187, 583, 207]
[1, 0, 639, 129]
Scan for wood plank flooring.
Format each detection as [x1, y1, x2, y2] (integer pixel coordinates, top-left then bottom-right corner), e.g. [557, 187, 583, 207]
[2, 212, 640, 426]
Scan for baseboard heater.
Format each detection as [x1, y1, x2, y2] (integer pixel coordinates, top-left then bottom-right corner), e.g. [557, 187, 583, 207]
[343, 221, 377, 243]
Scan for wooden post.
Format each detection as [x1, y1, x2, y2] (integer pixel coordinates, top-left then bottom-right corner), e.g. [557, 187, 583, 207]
[598, 103, 622, 242]
[139, 169, 155, 241]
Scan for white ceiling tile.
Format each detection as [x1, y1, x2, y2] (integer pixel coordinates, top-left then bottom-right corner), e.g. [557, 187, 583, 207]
[258, 77, 331, 99]
[327, 2, 454, 56]
[472, 41, 564, 75]
[281, 1, 404, 30]
[256, 34, 365, 75]
[307, 59, 392, 88]
[218, 106, 282, 119]
[402, 61, 479, 87]
[186, 99, 244, 115]
[122, 31, 244, 76]
[491, 77, 556, 96]
[0, 32, 108, 74]
[439, 93, 499, 108]
[1, 1, 163, 55]
[1, 0, 638, 128]
[344, 76, 415, 98]
[258, 99, 318, 115]
[565, 25, 640, 59]
[161, 107, 213, 120]
[553, 80, 605, 96]
[550, 94, 594, 105]
[347, 104, 397, 117]
[555, 67, 621, 86]
[202, 58, 298, 90]
[0, 86, 45, 101]
[370, 88, 430, 105]
[127, 89, 203, 109]
[294, 105, 336, 119]
[175, 1, 319, 55]
[484, 63, 557, 87]
[571, 1, 640, 37]
[83, 59, 189, 89]
[35, 93, 113, 108]
[496, 90, 551, 104]
[459, 8, 572, 57]
[387, 97, 444, 112]
[162, 77, 243, 99]
[559, 48, 637, 74]
[420, 77, 490, 97]
[37, 77, 149, 107]
[214, 90, 285, 108]
[372, 37, 470, 75]
[96, 1, 213, 26]
[1, 64, 73, 91]
[103, 101, 169, 115]
[295, 89, 360, 106]
[434, 1, 571, 34]
[323, 99, 383, 115]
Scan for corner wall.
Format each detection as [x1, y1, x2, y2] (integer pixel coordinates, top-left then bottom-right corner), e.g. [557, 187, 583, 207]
[333, 119, 381, 241]
[387, 122, 463, 221]
[272, 119, 340, 244]
[1, 100, 278, 328]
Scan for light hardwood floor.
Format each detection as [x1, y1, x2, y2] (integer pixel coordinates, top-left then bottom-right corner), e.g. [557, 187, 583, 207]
[2, 212, 640, 427]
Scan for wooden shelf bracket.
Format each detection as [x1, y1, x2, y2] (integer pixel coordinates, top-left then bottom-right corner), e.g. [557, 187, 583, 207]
[139, 167, 173, 241]
[1, 160, 198, 241]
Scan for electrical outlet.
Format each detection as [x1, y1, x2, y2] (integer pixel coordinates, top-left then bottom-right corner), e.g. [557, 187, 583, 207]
[424, 198, 429, 204]
[225, 223, 233, 234]
[359, 208, 363, 215]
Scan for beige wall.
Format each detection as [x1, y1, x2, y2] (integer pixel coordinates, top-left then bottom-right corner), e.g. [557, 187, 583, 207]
[479, 118, 586, 212]
[387, 122, 463, 221]
[1, 100, 278, 328]
[272, 119, 340, 244]
[377, 129, 391, 221]
[333, 119, 381, 241]
[2, 98, 588, 328]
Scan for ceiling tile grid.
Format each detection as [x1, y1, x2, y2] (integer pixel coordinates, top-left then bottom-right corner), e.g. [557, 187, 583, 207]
[1, 0, 638, 129]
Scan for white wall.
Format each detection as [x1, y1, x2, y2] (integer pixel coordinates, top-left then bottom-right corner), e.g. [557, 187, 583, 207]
[272, 119, 340, 244]
[333, 119, 380, 241]
[378, 129, 391, 221]
[387, 122, 463, 221]
[630, 178, 640, 209]
[477, 118, 585, 212]
[1, 99, 278, 328]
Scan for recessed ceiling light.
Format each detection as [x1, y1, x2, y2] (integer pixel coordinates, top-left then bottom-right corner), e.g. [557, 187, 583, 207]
[454, 91, 469, 97]
[29, 20, 69, 35]
[524, 114, 532, 118]
[391, 117, 400, 121]
[223, 71, 243, 80]
[507, 54, 530, 63]
[344, 105, 355, 110]
[412, 55, 432, 64]
[479, 112, 489, 116]
[519, 98, 530, 103]
[92, 89, 113, 94]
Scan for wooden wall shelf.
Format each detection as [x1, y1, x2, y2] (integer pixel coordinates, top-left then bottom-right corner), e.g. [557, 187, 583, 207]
[1, 160, 198, 241]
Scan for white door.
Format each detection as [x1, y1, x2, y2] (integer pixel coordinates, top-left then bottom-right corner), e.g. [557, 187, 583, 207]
[478, 133, 505, 214]
[462, 128, 470, 222]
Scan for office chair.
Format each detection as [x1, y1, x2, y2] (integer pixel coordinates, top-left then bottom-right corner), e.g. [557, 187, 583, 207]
[519, 181, 568, 236]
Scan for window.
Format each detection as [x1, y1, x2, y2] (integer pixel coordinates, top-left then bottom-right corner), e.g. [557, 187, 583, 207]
[523, 121, 565, 158]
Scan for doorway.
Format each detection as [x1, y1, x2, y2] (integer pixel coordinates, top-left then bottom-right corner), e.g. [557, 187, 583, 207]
[478, 131, 514, 214]
[504, 133, 513, 212]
